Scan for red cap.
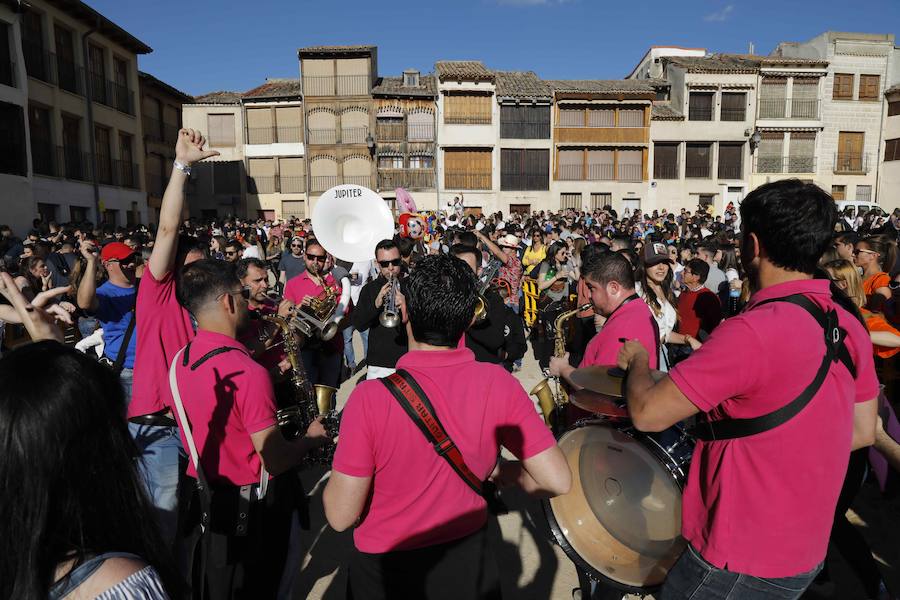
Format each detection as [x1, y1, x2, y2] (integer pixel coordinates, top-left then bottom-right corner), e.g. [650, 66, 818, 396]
[101, 242, 135, 262]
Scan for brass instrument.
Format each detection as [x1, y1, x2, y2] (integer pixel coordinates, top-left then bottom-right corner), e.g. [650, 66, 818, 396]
[291, 272, 338, 341]
[474, 258, 503, 322]
[530, 303, 593, 428]
[379, 276, 401, 328]
[261, 313, 339, 463]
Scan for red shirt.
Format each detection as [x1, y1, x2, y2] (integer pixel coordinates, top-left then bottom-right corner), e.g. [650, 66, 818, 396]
[676, 287, 721, 338]
[579, 295, 659, 370]
[128, 266, 195, 418]
[332, 347, 556, 553]
[172, 330, 278, 486]
[669, 279, 879, 577]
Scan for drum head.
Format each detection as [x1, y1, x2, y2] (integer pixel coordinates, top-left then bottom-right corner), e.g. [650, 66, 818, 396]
[545, 423, 686, 590]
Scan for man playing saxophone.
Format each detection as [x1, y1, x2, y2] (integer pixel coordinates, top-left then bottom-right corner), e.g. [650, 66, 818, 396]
[283, 240, 345, 388]
[352, 239, 409, 380]
[237, 257, 294, 374]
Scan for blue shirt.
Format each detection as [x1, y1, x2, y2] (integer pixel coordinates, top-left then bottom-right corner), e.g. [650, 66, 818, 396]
[95, 281, 137, 368]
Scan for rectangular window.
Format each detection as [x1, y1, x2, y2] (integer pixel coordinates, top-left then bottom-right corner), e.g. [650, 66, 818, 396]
[29, 104, 53, 176]
[856, 185, 872, 202]
[560, 193, 581, 210]
[889, 101, 900, 117]
[791, 78, 818, 119]
[113, 57, 130, 113]
[587, 149, 614, 181]
[720, 92, 746, 121]
[94, 126, 112, 184]
[688, 92, 713, 121]
[685, 143, 712, 178]
[836, 131, 865, 173]
[885, 138, 900, 162]
[278, 156, 305, 193]
[54, 25, 79, 94]
[0, 21, 12, 87]
[62, 114, 85, 180]
[717, 143, 743, 179]
[590, 193, 612, 210]
[788, 132, 816, 173]
[617, 107, 644, 128]
[0, 101, 26, 176]
[831, 185, 846, 201]
[377, 155, 403, 169]
[759, 78, 787, 118]
[443, 93, 491, 125]
[557, 149, 583, 180]
[22, 9, 48, 82]
[559, 108, 584, 127]
[833, 73, 853, 100]
[208, 114, 235, 147]
[408, 155, 433, 169]
[118, 133, 135, 188]
[500, 148, 549, 190]
[586, 107, 615, 128]
[653, 143, 678, 179]
[444, 149, 491, 189]
[500, 104, 550, 139]
[756, 132, 784, 173]
[617, 150, 642, 182]
[859, 75, 880, 101]
[88, 44, 106, 103]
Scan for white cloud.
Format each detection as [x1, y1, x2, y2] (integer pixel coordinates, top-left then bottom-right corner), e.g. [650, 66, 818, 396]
[704, 4, 734, 22]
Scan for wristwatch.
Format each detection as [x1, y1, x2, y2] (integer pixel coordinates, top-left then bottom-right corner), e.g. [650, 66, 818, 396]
[173, 160, 192, 176]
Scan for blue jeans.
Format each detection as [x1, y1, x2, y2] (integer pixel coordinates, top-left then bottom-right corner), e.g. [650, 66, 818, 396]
[78, 316, 98, 339]
[343, 327, 369, 369]
[119, 368, 133, 406]
[660, 544, 822, 600]
[128, 422, 186, 547]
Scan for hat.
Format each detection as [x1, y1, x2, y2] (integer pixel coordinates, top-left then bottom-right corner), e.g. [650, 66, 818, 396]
[498, 234, 520, 249]
[101, 242, 135, 262]
[643, 242, 673, 266]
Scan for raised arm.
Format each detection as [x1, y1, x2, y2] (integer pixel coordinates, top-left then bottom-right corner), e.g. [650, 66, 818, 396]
[149, 129, 219, 279]
[474, 231, 509, 264]
[76, 241, 99, 313]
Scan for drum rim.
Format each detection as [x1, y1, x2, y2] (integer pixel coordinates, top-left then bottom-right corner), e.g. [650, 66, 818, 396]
[544, 419, 692, 592]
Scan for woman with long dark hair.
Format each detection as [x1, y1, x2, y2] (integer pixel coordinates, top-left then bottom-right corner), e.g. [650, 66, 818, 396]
[533, 241, 579, 373]
[0, 332, 181, 598]
[855, 235, 897, 306]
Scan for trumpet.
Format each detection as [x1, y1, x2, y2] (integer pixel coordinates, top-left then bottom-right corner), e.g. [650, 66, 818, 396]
[379, 276, 401, 328]
[530, 302, 593, 429]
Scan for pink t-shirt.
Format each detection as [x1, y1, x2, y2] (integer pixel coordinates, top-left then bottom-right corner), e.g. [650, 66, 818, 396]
[283, 271, 342, 351]
[579, 295, 659, 370]
[128, 266, 196, 418]
[172, 330, 278, 486]
[333, 347, 556, 554]
[669, 279, 879, 578]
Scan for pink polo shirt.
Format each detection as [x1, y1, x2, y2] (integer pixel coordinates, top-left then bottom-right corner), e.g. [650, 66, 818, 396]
[580, 295, 659, 370]
[172, 330, 278, 486]
[283, 271, 342, 351]
[669, 279, 879, 578]
[333, 347, 556, 554]
[128, 266, 196, 418]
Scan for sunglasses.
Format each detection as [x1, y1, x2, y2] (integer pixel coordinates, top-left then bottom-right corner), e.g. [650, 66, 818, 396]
[291, 243, 303, 248]
[853, 249, 878, 256]
[225, 251, 238, 256]
[378, 258, 402, 267]
[306, 254, 327, 263]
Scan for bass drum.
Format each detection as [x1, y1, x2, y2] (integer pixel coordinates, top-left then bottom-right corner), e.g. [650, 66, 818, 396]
[543, 419, 694, 593]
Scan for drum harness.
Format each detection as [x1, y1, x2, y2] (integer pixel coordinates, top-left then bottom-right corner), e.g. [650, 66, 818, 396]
[381, 369, 508, 515]
[690, 293, 856, 442]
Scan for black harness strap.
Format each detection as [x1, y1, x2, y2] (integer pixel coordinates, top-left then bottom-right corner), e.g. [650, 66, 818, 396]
[180, 342, 243, 371]
[691, 293, 856, 442]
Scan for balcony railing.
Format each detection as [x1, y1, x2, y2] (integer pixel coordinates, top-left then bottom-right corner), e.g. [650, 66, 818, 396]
[653, 163, 679, 179]
[717, 164, 743, 179]
[344, 174, 375, 188]
[144, 116, 163, 143]
[444, 113, 492, 125]
[146, 173, 165, 197]
[500, 121, 551, 139]
[445, 171, 492, 190]
[617, 164, 642, 182]
[685, 164, 711, 178]
[758, 97, 820, 120]
[0, 60, 14, 87]
[755, 155, 817, 174]
[688, 106, 713, 121]
[407, 123, 434, 142]
[95, 154, 114, 185]
[308, 128, 337, 145]
[587, 164, 615, 181]
[303, 74, 370, 97]
[834, 153, 870, 174]
[310, 175, 342, 192]
[114, 159, 139, 189]
[56, 56, 83, 94]
[248, 175, 277, 194]
[22, 39, 52, 83]
[341, 127, 369, 145]
[280, 176, 306, 193]
[245, 126, 303, 144]
[376, 121, 406, 141]
[558, 164, 584, 181]
[378, 169, 435, 190]
[719, 108, 746, 122]
[57, 146, 91, 181]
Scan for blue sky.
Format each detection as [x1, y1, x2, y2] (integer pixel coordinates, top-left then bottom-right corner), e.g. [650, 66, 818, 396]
[87, 0, 900, 97]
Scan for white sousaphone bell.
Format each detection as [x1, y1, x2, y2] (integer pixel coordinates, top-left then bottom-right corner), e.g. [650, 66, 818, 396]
[312, 184, 395, 263]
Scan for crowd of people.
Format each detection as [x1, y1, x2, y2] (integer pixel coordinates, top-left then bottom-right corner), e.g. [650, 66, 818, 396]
[0, 128, 899, 600]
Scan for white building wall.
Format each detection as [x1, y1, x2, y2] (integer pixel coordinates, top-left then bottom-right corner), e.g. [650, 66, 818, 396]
[881, 90, 900, 210]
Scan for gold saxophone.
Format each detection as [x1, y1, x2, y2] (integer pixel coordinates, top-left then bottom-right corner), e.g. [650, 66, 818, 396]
[261, 313, 340, 463]
[530, 303, 593, 428]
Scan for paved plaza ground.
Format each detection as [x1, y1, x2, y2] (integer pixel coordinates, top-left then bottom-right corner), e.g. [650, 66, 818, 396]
[290, 333, 899, 600]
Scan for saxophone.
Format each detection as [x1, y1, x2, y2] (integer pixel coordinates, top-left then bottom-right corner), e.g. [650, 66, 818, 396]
[530, 303, 593, 429]
[260, 313, 340, 464]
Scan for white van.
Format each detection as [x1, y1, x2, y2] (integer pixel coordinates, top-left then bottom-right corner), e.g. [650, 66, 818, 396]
[836, 201, 888, 218]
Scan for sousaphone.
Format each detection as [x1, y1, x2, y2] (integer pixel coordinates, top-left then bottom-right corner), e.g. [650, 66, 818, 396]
[312, 184, 395, 262]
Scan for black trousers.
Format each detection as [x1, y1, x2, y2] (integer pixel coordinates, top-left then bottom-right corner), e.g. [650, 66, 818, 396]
[347, 526, 501, 600]
[184, 474, 299, 600]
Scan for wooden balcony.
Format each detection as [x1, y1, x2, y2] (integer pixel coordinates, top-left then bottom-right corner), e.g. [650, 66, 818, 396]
[554, 127, 648, 145]
[377, 169, 435, 190]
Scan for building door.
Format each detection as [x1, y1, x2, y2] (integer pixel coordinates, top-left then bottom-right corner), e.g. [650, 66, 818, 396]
[726, 186, 744, 208]
[509, 203, 530, 214]
[621, 198, 640, 215]
[837, 132, 864, 172]
[257, 209, 276, 221]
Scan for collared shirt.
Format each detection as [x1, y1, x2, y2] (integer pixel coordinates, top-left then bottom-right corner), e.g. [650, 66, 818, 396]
[284, 270, 342, 351]
[333, 347, 556, 553]
[172, 330, 277, 486]
[669, 279, 879, 578]
[579, 296, 659, 370]
[128, 266, 195, 418]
